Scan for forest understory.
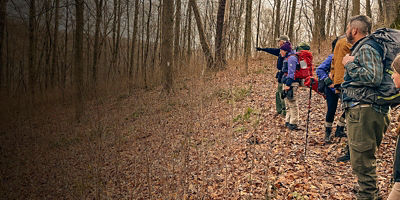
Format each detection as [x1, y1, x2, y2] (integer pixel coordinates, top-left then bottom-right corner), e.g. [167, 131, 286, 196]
[1, 54, 399, 199]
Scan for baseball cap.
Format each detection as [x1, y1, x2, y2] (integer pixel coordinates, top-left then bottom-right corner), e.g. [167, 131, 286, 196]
[276, 35, 290, 42]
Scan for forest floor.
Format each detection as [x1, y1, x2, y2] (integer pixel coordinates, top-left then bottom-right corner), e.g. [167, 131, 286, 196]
[1, 54, 399, 199]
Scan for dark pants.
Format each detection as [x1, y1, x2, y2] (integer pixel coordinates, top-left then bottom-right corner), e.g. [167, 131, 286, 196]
[325, 87, 339, 123]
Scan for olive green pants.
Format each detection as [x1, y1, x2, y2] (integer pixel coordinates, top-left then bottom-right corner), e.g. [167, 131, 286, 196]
[346, 106, 389, 200]
[275, 83, 286, 116]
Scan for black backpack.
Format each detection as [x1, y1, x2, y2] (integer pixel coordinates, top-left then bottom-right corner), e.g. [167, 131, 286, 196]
[344, 28, 400, 105]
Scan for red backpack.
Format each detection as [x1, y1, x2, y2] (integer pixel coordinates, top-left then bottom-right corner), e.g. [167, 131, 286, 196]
[293, 50, 313, 79]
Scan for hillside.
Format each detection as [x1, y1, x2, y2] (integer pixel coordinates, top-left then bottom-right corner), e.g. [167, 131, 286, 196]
[1, 54, 399, 199]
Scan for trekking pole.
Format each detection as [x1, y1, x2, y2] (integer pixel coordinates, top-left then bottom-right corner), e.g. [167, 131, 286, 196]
[304, 78, 314, 158]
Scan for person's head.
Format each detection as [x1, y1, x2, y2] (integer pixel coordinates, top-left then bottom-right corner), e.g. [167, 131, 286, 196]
[276, 35, 290, 47]
[296, 42, 310, 51]
[280, 41, 292, 57]
[346, 15, 372, 44]
[331, 38, 339, 53]
[391, 54, 400, 88]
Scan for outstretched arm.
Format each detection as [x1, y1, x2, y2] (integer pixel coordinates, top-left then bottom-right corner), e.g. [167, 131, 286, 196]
[255, 47, 280, 56]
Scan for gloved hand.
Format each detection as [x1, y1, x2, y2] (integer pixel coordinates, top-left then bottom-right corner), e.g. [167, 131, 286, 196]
[324, 77, 333, 87]
[281, 90, 287, 99]
[256, 47, 262, 51]
[318, 79, 325, 93]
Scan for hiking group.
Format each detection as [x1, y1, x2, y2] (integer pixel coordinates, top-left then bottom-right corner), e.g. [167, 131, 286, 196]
[256, 15, 400, 199]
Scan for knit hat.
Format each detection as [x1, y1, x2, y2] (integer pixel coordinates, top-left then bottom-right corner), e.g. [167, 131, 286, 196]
[276, 35, 290, 42]
[280, 41, 292, 52]
[296, 42, 311, 51]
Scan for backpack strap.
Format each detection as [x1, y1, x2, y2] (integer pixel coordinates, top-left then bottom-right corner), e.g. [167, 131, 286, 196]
[363, 39, 384, 60]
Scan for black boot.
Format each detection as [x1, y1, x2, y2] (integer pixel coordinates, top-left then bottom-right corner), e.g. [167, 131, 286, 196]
[325, 127, 332, 143]
[334, 126, 347, 138]
[337, 145, 350, 162]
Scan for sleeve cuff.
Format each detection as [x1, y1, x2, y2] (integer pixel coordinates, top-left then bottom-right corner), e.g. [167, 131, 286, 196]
[286, 78, 294, 86]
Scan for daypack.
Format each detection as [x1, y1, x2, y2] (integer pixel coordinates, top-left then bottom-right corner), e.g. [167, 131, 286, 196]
[342, 28, 400, 105]
[294, 50, 313, 79]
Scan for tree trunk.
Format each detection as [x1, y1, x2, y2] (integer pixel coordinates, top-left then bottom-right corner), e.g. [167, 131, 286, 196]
[143, 0, 152, 88]
[352, 0, 360, 16]
[174, 0, 181, 70]
[326, 0, 333, 37]
[288, 0, 297, 41]
[378, 0, 384, 23]
[365, 0, 371, 18]
[189, 0, 214, 68]
[129, 0, 139, 94]
[385, 0, 400, 28]
[28, 0, 36, 101]
[0, 0, 7, 90]
[234, 0, 245, 59]
[215, 0, 227, 70]
[244, 0, 252, 74]
[274, 0, 281, 40]
[343, 0, 349, 33]
[256, 0, 262, 47]
[161, 0, 174, 93]
[50, 0, 60, 88]
[319, 0, 327, 40]
[92, 0, 103, 88]
[152, 3, 160, 72]
[187, 4, 192, 59]
[74, 0, 84, 122]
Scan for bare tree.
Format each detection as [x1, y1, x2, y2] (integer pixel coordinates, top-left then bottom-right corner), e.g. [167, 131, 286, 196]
[385, 0, 400, 27]
[288, 0, 297, 41]
[174, 0, 181, 69]
[352, 0, 360, 16]
[325, 0, 333, 37]
[256, 0, 262, 47]
[161, 0, 174, 92]
[215, 0, 227, 70]
[74, 0, 84, 121]
[274, 0, 281, 40]
[189, 0, 214, 68]
[0, 0, 7, 90]
[244, 0, 252, 74]
[365, 0, 371, 18]
[28, 0, 36, 101]
[129, 0, 139, 94]
[92, 0, 103, 88]
[343, 0, 349, 33]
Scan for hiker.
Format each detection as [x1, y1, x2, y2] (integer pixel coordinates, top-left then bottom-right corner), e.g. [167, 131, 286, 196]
[341, 15, 392, 199]
[280, 41, 300, 130]
[388, 54, 400, 200]
[255, 35, 290, 117]
[316, 38, 339, 143]
[330, 37, 353, 162]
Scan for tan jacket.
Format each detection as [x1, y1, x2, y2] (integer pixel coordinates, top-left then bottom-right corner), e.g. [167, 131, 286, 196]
[330, 37, 352, 86]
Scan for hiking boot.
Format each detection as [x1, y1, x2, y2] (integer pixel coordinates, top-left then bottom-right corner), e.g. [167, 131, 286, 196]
[336, 153, 350, 162]
[324, 127, 332, 143]
[337, 146, 350, 162]
[334, 126, 347, 138]
[288, 124, 300, 130]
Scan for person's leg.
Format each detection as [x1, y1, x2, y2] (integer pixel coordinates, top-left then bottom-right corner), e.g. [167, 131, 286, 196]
[276, 83, 286, 116]
[287, 84, 299, 130]
[324, 87, 338, 142]
[346, 106, 389, 199]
